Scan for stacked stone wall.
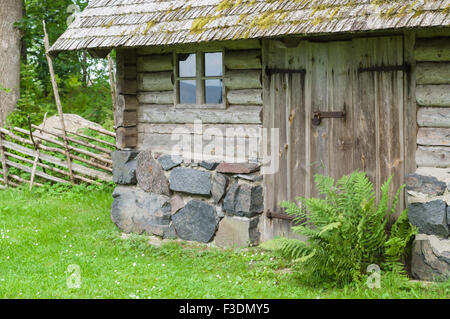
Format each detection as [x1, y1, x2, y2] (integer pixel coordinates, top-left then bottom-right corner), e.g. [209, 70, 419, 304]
[111, 150, 264, 247]
[407, 36, 450, 282]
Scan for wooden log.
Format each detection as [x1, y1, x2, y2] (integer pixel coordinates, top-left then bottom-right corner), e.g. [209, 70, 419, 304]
[5, 159, 69, 184]
[224, 70, 262, 89]
[117, 78, 137, 95]
[116, 94, 138, 111]
[416, 30, 450, 38]
[137, 91, 174, 105]
[417, 107, 450, 128]
[43, 21, 75, 183]
[31, 124, 113, 155]
[416, 62, 450, 85]
[14, 127, 112, 165]
[416, 146, 450, 168]
[116, 126, 138, 150]
[116, 49, 137, 95]
[415, 38, 450, 62]
[118, 48, 137, 65]
[123, 65, 137, 79]
[115, 94, 138, 128]
[404, 32, 418, 177]
[138, 123, 262, 136]
[0, 132, 8, 187]
[85, 125, 116, 137]
[138, 105, 263, 124]
[29, 149, 40, 190]
[137, 54, 173, 72]
[55, 127, 116, 148]
[224, 50, 262, 70]
[0, 136, 112, 180]
[227, 89, 263, 105]
[8, 174, 44, 188]
[0, 178, 19, 188]
[416, 85, 450, 107]
[4, 151, 101, 185]
[417, 128, 450, 146]
[138, 133, 262, 161]
[138, 72, 174, 91]
[108, 54, 117, 124]
[115, 110, 137, 128]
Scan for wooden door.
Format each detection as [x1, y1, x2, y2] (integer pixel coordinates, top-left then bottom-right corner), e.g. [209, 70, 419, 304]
[262, 37, 406, 240]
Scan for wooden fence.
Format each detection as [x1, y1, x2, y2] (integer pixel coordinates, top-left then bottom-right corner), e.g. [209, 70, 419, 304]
[0, 122, 115, 190]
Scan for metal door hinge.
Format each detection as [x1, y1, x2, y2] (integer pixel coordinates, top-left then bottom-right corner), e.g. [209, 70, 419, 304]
[312, 111, 346, 126]
[265, 67, 306, 77]
[266, 209, 294, 221]
[358, 63, 410, 73]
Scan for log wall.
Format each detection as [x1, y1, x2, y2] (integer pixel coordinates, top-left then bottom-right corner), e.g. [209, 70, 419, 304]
[116, 48, 138, 149]
[127, 40, 264, 160]
[414, 37, 450, 168]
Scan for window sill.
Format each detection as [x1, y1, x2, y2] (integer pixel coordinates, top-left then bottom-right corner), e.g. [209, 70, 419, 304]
[174, 103, 227, 110]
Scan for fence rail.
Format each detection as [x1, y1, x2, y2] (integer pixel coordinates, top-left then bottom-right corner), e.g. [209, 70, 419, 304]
[0, 122, 115, 190]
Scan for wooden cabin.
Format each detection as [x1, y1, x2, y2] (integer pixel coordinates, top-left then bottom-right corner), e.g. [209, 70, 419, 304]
[51, 0, 450, 248]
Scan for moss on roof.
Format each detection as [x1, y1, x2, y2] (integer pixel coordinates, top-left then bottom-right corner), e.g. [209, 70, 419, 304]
[50, 0, 450, 53]
[188, 0, 438, 36]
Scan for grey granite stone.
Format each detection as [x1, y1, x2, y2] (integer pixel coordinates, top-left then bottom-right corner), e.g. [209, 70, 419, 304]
[111, 186, 173, 238]
[214, 215, 260, 248]
[212, 173, 228, 203]
[158, 155, 183, 171]
[411, 234, 450, 282]
[406, 174, 447, 196]
[408, 200, 449, 238]
[136, 150, 170, 196]
[223, 183, 264, 218]
[172, 200, 218, 243]
[112, 151, 139, 185]
[169, 167, 212, 196]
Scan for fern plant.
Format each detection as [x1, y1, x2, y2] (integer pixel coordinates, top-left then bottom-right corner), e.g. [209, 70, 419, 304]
[279, 171, 417, 287]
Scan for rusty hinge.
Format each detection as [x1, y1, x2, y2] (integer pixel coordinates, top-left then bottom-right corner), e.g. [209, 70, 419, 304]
[312, 111, 346, 126]
[358, 63, 410, 73]
[266, 209, 294, 221]
[265, 67, 306, 77]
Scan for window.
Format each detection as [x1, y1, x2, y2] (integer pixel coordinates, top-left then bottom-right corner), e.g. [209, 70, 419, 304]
[176, 52, 224, 107]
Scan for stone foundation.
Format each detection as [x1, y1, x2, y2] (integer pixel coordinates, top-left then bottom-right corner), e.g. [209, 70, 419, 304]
[407, 169, 450, 281]
[111, 150, 263, 247]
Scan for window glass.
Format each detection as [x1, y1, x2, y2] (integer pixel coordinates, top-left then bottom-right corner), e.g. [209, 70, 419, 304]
[205, 79, 223, 104]
[205, 52, 223, 77]
[179, 80, 196, 104]
[179, 53, 196, 77]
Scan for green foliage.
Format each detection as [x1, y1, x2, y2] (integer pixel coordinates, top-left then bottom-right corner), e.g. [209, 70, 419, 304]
[279, 171, 418, 287]
[0, 186, 446, 298]
[0, 85, 12, 94]
[8, 1, 114, 129]
[15, 0, 90, 90]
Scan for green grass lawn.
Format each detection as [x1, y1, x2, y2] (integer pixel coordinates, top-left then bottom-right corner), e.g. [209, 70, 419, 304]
[0, 184, 448, 299]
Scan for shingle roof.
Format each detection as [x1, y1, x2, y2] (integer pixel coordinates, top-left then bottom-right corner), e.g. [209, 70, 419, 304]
[50, 0, 450, 52]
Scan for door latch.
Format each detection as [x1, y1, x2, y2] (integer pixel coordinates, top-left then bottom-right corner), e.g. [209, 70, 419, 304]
[312, 111, 346, 126]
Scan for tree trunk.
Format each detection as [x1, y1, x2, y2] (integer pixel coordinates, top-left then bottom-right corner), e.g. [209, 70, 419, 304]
[0, 0, 23, 124]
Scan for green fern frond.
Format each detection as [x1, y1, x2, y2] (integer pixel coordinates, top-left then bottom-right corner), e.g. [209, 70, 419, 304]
[276, 171, 413, 287]
[279, 238, 312, 259]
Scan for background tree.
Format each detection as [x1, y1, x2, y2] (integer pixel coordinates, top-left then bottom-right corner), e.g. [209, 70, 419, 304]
[0, 0, 23, 123]
[9, 0, 113, 128]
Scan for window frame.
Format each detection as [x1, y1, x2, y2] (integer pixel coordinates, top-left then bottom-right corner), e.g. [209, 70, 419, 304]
[174, 50, 226, 109]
